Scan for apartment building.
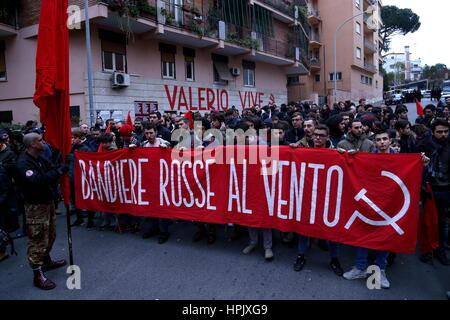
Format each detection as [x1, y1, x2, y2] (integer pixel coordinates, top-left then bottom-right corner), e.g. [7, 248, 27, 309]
[384, 46, 423, 82]
[0, 0, 312, 125]
[289, 0, 384, 105]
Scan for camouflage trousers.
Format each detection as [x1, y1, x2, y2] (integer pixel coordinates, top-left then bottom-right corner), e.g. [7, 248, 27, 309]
[24, 203, 56, 268]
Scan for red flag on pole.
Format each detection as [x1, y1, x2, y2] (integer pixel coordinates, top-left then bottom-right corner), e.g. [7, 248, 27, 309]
[417, 183, 439, 254]
[183, 111, 194, 129]
[126, 111, 133, 127]
[33, 0, 71, 205]
[415, 98, 424, 116]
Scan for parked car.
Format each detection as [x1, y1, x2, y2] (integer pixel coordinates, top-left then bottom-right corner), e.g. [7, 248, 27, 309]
[422, 90, 431, 99]
[392, 93, 404, 104]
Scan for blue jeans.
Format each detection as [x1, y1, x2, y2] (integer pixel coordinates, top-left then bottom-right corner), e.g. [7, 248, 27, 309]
[355, 247, 388, 270]
[432, 191, 450, 252]
[297, 235, 339, 258]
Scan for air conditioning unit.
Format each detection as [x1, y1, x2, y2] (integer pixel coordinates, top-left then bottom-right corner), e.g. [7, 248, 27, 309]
[112, 72, 130, 88]
[230, 67, 240, 76]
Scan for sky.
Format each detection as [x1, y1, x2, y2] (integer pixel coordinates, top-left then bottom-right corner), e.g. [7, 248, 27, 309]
[382, 0, 449, 66]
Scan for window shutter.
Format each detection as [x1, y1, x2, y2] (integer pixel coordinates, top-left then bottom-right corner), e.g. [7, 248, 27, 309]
[161, 52, 175, 63]
[101, 40, 126, 55]
[159, 43, 177, 54]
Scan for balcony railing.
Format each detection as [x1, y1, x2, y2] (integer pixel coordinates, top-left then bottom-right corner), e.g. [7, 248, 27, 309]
[309, 57, 320, 68]
[258, 0, 295, 17]
[225, 23, 296, 60]
[364, 61, 377, 73]
[103, 1, 309, 62]
[225, 23, 255, 48]
[309, 32, 320, 43]
[259, 34, 292, 59]
[364, 39, 377, 52]
[308, 8, 320, 19]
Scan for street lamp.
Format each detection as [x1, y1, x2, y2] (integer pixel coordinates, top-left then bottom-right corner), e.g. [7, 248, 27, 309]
[332, 6, 375, 104]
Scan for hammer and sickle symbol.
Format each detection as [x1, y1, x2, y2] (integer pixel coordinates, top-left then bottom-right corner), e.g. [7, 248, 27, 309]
[344, 171, 410, 235]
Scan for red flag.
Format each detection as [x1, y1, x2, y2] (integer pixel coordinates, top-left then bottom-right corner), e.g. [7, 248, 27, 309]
[126, 111, 133, 127]
[183, 111, 194, 129]
[33, 0, 71, 205]
[415, 98, 424, 116]
[417, 183, 439, 254]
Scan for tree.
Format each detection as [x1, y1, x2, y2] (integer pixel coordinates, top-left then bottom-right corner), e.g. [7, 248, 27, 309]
[422, 63, 449, 83]
[380, 5, 421, 55]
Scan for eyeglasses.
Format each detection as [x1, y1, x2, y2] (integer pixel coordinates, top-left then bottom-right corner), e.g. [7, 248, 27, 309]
[313, 133, 328, 138]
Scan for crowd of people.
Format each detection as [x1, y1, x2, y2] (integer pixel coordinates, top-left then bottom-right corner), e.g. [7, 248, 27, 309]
[1, 98, 450, 294]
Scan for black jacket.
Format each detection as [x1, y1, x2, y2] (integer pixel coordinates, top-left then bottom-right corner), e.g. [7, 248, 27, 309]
[285, 128, 304, 144]
[16, 152, 62, 204]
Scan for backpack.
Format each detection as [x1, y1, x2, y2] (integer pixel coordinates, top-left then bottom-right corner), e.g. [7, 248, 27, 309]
[0, 228, 17, 256]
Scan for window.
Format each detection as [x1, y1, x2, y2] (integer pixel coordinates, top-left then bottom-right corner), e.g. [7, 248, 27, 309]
[356, 0, 361, 9]
[212, 53, 232, 85]
[315, 74, 320, 82]
[161, 53, 176, 79]
[329, 72, 342, 81]
[287, 76, 299, 85]
[243, 60, 255, 87]
[369, 78, 373, 86]
[376, 80, 378, 88]
[356, 22, 361, 34]
[361, 75, 365, 83]
[365, 76, 369, 84]
[356, 47, 362, 59]
[184, 48, 196, 81]
[244, 68, 255, 87]
[0, 111, 12, 123]
[102, 52, 126, 72]
[160, 43, 177, 79]
[100, 29, 127, 73]
[0, 41, 6, 81]
[185, 59, 194, 81]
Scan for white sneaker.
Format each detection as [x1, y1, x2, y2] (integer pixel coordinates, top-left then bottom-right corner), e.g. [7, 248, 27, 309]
[242, 244, 256, 254]
[380, 270, 390, 289]
[343, 267, 368, 280]
[264, 248, 274, 260]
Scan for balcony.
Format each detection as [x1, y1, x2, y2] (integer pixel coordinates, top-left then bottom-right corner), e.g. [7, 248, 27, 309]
[255, 0, 295, 18]
[307, 8, 321, 25]
[309, 57, 321, 70]
[364, 39, 377, 54]
[0, 4, 18, 37]
[363, 0, 376, 10]
[364, 61, 377, 74]
[309, 32, 321, 48]
[220, 23, 308, 74]
[363, 14, 377, 33]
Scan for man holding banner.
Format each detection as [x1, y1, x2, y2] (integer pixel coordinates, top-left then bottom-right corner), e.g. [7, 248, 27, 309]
[291, 124, 343, 276]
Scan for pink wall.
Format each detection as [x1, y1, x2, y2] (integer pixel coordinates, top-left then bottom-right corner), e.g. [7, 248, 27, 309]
[1, 20, 289, 123]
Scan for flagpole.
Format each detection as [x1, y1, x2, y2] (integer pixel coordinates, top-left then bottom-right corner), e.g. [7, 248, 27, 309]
[84, 0, 95, 127]
[65, 203, 74, 267]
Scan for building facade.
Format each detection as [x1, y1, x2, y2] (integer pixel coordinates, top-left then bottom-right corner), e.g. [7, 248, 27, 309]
[289, 0, 384, 105]
[0, 0, 313, 125]
[384, 46, 423, 82]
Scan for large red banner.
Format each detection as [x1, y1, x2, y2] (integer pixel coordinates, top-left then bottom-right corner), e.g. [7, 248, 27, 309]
[74, 146, 423, 253]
